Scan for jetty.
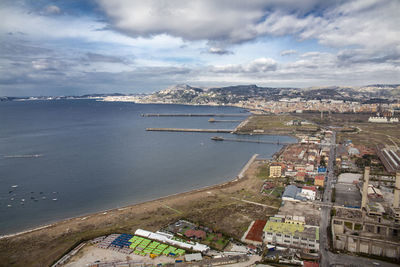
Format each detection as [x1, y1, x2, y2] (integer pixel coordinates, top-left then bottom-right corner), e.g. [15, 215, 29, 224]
[146, 128, 233, 133]
[4, 154, 43, 158]
[141, 113, 248, 117]
[211, 136, 292, 145]
[208, 118, 242, 123]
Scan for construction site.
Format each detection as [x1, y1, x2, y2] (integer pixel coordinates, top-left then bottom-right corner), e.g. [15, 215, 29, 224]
[331, 167, 400, 259]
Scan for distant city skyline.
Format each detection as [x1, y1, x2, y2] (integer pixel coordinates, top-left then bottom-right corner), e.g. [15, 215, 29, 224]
[1, 0, 399, 96]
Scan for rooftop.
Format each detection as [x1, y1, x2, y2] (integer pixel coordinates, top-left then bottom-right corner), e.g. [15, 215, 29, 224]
[245, 220, 267, 242]
[263, 221, 319, 241]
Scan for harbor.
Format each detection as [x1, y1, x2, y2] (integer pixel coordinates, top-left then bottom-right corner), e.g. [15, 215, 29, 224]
[141, 113, 249, 117]
[211, 136, 293, 145]
[146, 128, 233, 133]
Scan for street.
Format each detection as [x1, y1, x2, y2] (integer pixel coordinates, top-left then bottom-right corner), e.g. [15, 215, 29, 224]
[318, 131, 398, 267]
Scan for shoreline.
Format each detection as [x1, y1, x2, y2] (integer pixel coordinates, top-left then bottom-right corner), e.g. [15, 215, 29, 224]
[0, 153, 260, 240]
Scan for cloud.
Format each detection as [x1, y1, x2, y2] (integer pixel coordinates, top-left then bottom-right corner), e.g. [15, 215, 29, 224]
[45, 5, 61, 15]
[207, 47, 233, 55]
[212, 58, 277, 73]
[85, 52, 132, 64]
[95, 0, 337, 44]
[280, 49, 297, 56]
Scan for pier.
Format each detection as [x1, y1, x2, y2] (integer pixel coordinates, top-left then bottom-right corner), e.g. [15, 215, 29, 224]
[211, 136, 292, 145]
[146, 128, 233, 133]
[3, 154, 43, 158]
[141, 113, 249, 117]
[208, 118, 242, 123]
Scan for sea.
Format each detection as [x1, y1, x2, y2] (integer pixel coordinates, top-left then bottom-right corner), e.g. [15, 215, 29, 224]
[0, 99, 295, 235]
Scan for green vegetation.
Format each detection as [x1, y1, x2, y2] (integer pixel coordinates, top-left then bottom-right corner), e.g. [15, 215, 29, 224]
[354, 223, 362, 231]
[331, 188, 336, 202]
[344, 221, 353, 229]
[257, 164, 270, 179]
[330, 208, 336, 217]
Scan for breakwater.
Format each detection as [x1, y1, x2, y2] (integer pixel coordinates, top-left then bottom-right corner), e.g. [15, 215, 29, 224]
[211, 136, 292, 145]
[146, 128, 233, 133]
[141, 113, 249, 117]
[208, 118, 242, 123]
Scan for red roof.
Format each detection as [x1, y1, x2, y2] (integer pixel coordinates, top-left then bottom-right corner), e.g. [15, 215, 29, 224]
[315, 175, 325, 180]
[297, 172, 306, 177]
[302, 186, 316, 191]
[304, 261, 319, 267]
[245, 220, 267, 242]
[184, 229, 206, 239]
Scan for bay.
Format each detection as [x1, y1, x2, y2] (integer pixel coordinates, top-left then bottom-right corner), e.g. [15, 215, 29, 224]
[0, 99, 295, 234]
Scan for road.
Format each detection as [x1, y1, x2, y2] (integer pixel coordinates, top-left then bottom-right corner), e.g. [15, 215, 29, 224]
[319, 131, 336, 267]
[319, 131, 398, 267]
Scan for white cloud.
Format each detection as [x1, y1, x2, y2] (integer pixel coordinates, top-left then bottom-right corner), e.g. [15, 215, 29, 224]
[207, 47, 232, 55]
[212, 57, 277, 73]
[45, 5, 61, 15]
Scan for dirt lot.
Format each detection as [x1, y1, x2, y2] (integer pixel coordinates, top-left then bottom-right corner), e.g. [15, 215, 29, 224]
[334, 183, 362, 208]
[0, 158, 279, 267]
[295, 112, 400, 147]
[65, 244, 176, 267]
[236, 114, 318, 135]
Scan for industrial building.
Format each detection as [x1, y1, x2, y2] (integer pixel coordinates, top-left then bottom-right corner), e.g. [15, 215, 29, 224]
[376, 145, 400, 173]
[331, 168, 400, 259]
[263, 215, 319, 252]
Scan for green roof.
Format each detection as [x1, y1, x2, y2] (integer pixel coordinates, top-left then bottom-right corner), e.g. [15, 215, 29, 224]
[263, 221, 304, 235]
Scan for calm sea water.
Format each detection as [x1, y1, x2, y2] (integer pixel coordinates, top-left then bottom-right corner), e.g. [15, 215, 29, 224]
[0, 100, 295, 234]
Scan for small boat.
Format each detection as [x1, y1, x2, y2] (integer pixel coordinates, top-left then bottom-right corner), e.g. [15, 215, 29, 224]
[52, 198, 58, 201]
[211, 136, 224, 141]
[7, 204, 12, 207]
[11, 185, 18, 188]
[21, 199, 25, 202]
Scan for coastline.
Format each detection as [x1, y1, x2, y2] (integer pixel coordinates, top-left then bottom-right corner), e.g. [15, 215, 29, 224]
[0, 153, 259, 240]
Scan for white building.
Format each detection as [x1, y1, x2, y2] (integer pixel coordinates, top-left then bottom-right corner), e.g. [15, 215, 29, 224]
[300, 186, 316, 201]
[368, 117, 388, 123]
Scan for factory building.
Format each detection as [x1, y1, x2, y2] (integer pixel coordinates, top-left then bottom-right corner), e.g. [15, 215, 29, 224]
[263, 215, 319, 251]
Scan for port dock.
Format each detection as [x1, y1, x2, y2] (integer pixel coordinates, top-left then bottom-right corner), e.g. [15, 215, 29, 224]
[142, 113, 248, 117]
[146, 128, 233, 133]
[208, 118, 242, 123]
[211, 136, 292, 145]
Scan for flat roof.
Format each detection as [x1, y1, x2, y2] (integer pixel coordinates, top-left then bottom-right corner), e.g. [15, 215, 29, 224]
[264, 221, 319, 240]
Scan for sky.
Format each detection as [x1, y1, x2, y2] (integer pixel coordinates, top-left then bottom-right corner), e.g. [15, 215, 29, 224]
[0, 0, 399, 96]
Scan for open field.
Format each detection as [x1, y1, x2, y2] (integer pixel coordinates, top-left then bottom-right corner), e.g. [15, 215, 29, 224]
[0, 158, 279, 267]
[236, 114, 318, 134]
[295, 112, 400, 147]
